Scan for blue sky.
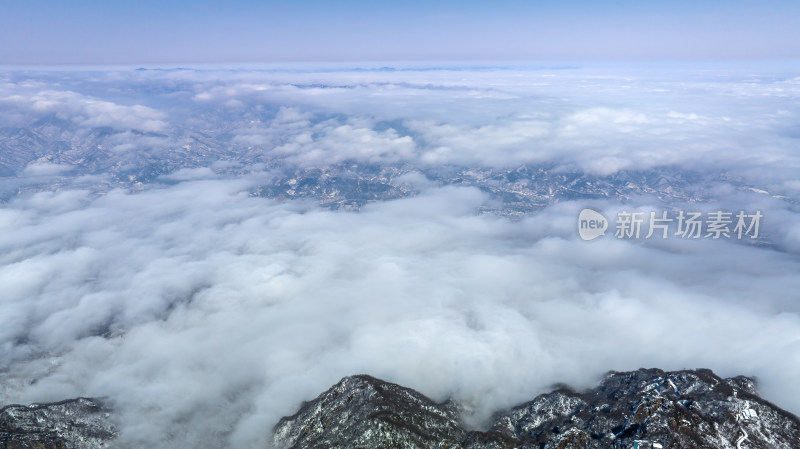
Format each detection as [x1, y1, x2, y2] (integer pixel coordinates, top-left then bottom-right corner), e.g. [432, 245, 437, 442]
[2, 1, 800, 64]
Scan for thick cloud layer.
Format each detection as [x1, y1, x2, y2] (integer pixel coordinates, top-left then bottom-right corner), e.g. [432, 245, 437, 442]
[1, 64, 799, 448]
[0, 178, 798, 448]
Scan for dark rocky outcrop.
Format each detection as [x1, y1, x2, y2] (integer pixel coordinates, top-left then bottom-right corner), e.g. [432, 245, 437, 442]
[0, 397, 116, 449]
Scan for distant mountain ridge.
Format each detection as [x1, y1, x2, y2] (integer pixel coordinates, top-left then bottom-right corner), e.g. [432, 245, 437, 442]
[1, 119, 775, 215]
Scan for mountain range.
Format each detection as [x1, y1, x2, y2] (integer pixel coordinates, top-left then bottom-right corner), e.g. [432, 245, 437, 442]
[3, 368, 798, 448]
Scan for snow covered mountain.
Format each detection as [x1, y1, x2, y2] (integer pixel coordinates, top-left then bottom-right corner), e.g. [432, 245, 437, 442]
[0, 398, 116, 449]
[273, 369, 800, 449]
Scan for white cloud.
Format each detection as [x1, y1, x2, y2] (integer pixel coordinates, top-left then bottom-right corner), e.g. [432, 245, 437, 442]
[22, 162, 75, 176]
[234, 110, 416, 166]
[6, 90, 167, 133]
[159, 167, 217, 181]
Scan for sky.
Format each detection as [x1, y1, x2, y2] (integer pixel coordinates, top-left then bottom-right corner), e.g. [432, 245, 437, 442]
[3, 0, 800, 64]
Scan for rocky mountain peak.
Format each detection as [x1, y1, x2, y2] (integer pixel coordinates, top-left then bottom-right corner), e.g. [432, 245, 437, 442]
[274, 368, 800, 449]
[0, 397, 116, 449]
[273, 374, 467, 449]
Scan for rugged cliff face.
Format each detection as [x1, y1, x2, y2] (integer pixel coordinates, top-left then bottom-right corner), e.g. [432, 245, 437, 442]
[273, 375, 469, 449]
[273, 369, 800, 449]
[0, 397, 116, 449]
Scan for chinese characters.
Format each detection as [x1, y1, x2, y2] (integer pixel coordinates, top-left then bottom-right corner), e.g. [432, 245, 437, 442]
[614, 210, 762, 240]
